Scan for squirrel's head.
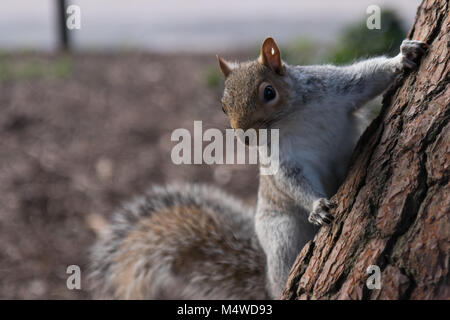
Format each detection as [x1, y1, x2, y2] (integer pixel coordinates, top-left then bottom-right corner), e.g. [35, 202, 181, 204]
[217, 37, 289, 131]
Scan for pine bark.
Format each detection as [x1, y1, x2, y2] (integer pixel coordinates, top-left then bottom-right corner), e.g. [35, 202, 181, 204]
[282, 0, 449, 300]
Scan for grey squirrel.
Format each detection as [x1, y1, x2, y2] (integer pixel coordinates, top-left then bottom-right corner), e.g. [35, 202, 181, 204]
[89, 37, 427, 299]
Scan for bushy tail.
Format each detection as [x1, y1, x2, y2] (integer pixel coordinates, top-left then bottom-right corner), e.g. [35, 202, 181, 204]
[88, 184, 268, 299]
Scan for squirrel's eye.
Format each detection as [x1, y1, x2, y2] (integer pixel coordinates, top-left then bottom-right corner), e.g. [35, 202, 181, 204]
[258, 82, 278, 105]
[263, 85, 276, 101]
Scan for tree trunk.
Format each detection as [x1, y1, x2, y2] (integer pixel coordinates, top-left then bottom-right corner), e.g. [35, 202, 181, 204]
[282, 0, 449, 300]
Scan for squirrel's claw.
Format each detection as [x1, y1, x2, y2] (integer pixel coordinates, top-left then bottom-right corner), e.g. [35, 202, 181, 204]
[400, 40, 428, 69]
[308, 198, 335, 226]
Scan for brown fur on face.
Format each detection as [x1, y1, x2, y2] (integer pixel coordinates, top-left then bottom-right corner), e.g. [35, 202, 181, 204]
[218, 37, 290, 131]
[221, 61, 289, 131]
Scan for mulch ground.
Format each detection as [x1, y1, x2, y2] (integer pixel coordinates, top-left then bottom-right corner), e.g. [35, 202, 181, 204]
[0, 51, 259, 299]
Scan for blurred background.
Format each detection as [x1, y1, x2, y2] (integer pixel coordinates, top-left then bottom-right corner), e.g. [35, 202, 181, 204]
[0, 0, 420, 299]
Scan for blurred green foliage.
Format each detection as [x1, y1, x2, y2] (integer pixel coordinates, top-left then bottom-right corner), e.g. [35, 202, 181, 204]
[51, 57, 72, 78]
[203, 65, 222, 89]
[328, 9, 406, 64]
[0, 54, 73, 82]
[281, 38, 324, 65]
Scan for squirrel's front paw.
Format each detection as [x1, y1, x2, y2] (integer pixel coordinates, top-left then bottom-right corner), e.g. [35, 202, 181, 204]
[400, 40, 428, 69]
[308, 198, 335, 226]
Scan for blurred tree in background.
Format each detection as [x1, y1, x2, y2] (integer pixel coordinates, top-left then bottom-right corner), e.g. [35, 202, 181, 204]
[328, 9, 406, 64]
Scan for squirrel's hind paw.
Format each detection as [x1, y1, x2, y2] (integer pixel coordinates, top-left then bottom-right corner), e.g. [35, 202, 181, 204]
[308, 198, 335, 226]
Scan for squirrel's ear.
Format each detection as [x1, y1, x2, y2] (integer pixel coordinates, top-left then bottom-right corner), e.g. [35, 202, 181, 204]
[217, 55, 232, 78]
[258, 37, 285, 75]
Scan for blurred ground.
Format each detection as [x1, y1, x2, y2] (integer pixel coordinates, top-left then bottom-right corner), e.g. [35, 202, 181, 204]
[0, 51, 259, 299]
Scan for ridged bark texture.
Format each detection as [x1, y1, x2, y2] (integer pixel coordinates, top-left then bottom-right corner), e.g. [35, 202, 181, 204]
[282, 0, 449, 300]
